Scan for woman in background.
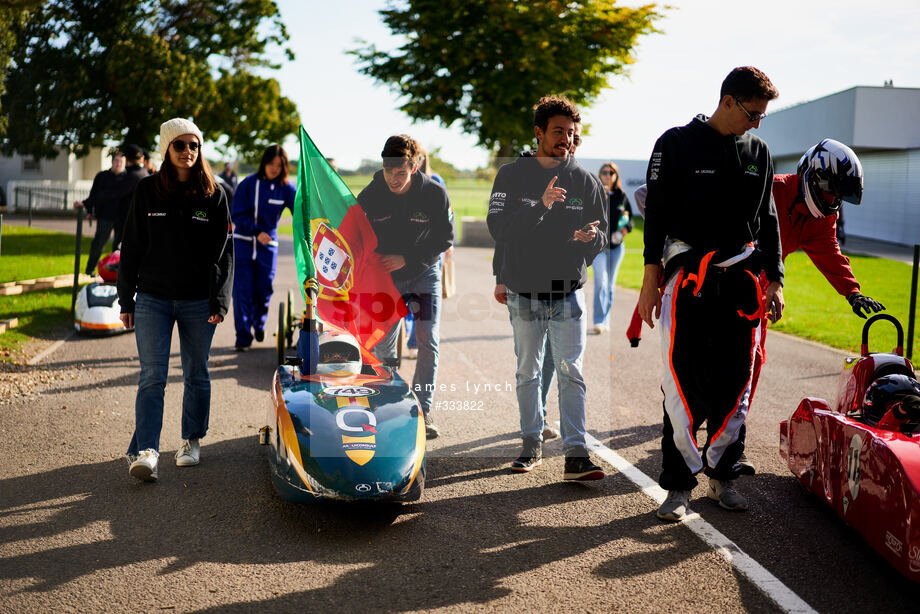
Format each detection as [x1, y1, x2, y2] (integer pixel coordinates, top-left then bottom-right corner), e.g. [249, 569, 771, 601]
[230, 144, 297, 351]
[590, 162, 633, 335]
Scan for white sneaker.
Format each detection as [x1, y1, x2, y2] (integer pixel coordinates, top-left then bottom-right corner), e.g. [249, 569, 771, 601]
[707, 478, 748, 511]
[129, 449, 159, 482]
[656, 489, 691, 522]
[175, 439, 200, 467]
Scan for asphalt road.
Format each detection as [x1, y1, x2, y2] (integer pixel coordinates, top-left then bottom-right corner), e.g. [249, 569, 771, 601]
[2, 236, 918, 613]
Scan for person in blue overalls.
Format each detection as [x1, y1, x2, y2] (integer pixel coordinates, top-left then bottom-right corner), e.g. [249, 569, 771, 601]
[231, 144, 296, 351]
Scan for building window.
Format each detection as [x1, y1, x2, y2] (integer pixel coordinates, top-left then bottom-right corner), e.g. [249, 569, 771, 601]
[22, 158, 41, 172]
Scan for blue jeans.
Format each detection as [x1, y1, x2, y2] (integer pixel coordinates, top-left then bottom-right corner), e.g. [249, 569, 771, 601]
[127, 293, 216, 455]
[592, 244, 625, 326]
[373, 264, 441, 413]
[541, 337, 554, 415]
[507, 289, 588, 453]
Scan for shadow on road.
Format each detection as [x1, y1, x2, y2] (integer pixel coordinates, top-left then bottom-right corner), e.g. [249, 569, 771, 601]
[0, 435, 761, 611]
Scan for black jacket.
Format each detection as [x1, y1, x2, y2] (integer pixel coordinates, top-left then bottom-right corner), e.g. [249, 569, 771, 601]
[117, 175, 234, 315]
[643, 114, 783, 284]
[358, 170, 454, 282]
[488, 154, 607, 295]
[83, 169, 125, 219]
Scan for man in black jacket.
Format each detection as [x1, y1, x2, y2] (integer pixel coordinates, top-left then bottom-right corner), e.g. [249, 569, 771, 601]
[76, 149, 126, 274]
[637, 66, 785, 522]
[359, 134, 454, 439]
[113, 144, 151, 250]
[488, 96, 608, 481]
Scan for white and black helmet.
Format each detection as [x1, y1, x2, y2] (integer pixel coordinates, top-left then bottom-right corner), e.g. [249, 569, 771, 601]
[316, 331, 363, 375]
[797, 138, 864, 218]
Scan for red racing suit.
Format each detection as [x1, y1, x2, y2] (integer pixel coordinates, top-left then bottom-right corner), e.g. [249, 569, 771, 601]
[749, 173, 860, 396]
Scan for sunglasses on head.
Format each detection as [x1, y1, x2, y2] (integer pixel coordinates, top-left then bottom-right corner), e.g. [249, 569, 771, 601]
[171, 140, 200, 153]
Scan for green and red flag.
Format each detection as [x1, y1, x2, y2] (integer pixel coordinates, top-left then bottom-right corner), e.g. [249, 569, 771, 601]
[293, 126, 407, 352]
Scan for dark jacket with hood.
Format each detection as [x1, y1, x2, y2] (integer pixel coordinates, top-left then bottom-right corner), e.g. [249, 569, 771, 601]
[643, 114, 783, 284]
[118, 175, 234, 316]
[358, 169, 454, 282]
[488, 153, 608, 296]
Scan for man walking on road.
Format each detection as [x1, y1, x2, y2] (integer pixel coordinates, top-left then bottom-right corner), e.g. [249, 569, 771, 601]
[638, 67, 784, 521]
[488, 96, 608, 481]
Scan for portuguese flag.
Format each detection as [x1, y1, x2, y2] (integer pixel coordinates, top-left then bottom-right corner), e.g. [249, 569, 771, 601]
[293, 126, 407, 352]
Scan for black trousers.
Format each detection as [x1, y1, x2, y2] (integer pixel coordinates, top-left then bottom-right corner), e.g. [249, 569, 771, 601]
[86, 217, 117, 275]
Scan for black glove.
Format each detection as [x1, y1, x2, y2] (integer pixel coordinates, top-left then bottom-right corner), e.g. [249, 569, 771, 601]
[847, 292, 885, 319]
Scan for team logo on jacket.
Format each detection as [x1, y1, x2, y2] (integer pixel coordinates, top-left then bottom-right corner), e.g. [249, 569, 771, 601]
[310, 220, 354, 298]
[745, 164, 760, 177]
[409, 211, 429, 222]
[192, 210, 208, 222]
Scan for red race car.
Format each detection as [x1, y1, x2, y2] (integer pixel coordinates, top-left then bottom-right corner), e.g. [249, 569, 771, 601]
[780, 314, 920, 582]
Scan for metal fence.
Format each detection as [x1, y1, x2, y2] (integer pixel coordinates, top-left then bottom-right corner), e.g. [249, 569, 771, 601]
[7, 181, 93, 214]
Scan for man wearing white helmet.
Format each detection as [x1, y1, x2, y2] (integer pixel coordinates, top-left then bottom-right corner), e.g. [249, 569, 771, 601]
[750, 138, 885, 398]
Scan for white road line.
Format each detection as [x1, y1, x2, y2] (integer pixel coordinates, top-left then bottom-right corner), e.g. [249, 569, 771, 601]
[27, 331, 74, 365]
[583, 431, 818, 614]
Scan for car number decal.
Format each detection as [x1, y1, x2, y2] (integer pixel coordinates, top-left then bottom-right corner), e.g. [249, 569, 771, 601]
[847, 434, 863, 501]
[322, 385, 378, 397]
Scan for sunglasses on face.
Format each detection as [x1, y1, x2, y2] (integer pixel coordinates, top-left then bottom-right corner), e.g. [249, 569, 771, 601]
[599, 169, 616, 176]
[171, 140, 200, 153]
[735, 98, 767, 123]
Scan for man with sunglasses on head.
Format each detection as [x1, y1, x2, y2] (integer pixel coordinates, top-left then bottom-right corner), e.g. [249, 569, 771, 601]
[638, 66, 784, 522]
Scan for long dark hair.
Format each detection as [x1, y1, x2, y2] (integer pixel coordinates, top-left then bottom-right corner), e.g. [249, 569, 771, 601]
[257, 144, 289, 182]
[155, 145, 216, 199]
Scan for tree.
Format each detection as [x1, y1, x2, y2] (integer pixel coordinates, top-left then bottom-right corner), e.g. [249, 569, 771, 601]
[1, 0, 300, 160]
[351, 0, 662, 160]
[0, 0, 41, 137]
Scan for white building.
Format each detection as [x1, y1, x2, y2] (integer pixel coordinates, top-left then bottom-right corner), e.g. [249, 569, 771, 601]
[0, 147, 108, 211]
[754, 86, 920, 246]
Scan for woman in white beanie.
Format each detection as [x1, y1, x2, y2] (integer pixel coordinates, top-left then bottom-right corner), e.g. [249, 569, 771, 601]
[117, 118, 234, 482]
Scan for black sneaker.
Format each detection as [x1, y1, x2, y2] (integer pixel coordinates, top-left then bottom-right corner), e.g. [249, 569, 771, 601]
[423, 411, 440, 439]
[235, 344, 250, 352]
[511, 438, 542, 473]
[563, 454, 605, 481]
[738, 452, 756, 475]
[255, 329, 265, 342]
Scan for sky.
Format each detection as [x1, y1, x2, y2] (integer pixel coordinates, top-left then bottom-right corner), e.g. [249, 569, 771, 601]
[269, 0, 920, 170]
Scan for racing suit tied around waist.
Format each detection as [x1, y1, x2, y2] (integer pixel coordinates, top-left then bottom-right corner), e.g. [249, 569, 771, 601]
[657, 240, 765, 489]
[663, 240, 762, 322]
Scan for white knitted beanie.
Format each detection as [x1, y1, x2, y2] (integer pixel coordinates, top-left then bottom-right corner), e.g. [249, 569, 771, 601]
[158, 118, 203, 161]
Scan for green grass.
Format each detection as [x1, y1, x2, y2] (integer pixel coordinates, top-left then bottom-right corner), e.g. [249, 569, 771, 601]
[0, 226, 97, 354]
[610, 223, 919, 355]
[0, 288, 74, 352]
[0, 226, 93, 283]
